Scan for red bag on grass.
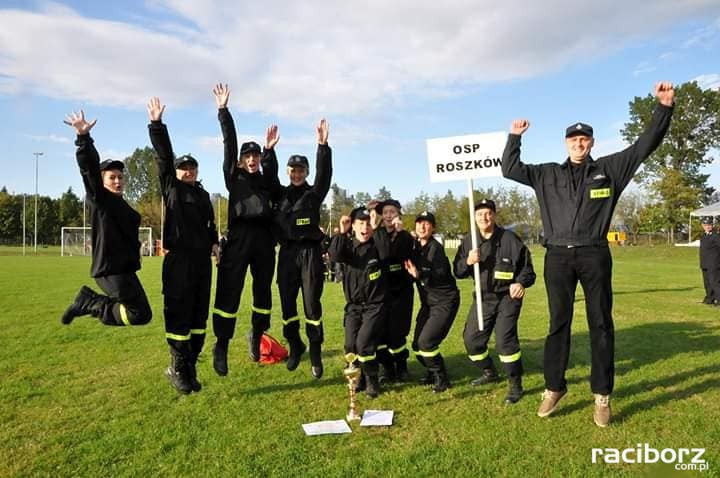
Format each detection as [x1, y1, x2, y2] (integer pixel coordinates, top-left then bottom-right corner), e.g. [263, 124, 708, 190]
[259, 333, 288, 364]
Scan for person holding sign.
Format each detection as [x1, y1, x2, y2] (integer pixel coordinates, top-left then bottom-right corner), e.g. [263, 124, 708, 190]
[328, 207, 391, 398]
[271, 119, 332, 379]
[501, 82, 675, 426]
[453, 199, 535, 404]
[404, 212, 460, 393]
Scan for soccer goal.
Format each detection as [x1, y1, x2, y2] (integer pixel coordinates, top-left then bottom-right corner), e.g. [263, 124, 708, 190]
[60, 227, 154, 256]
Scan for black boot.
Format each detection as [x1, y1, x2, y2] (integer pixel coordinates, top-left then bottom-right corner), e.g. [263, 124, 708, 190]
[248, 330, 262, 362]
[419, 370, 434, 385]
[213, 338, 229, 376]
[188, 351, 202, 392]
[470, 364, 500, 386]
[505, 376, 523, 404]
[395, 357, 409, 382]
[354, 372, 366, 392]
[286, 340, 306, 371]
[365, 373, 380, 399]
[309, 342, 323, 379]
[431, 358, 451, 393]
[165, 349, 192, 394]
[61, 286, 103, 324]
[378, 362, 396, 385]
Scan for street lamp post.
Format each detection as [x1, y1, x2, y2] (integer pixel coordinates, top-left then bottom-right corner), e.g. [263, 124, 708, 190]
[33, 152, 43, 253]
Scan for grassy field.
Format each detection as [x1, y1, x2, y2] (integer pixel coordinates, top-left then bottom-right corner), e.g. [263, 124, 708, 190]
[1, 245, 719, 477]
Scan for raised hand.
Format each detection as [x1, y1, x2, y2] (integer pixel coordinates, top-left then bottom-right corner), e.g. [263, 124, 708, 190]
[212, 83, 230, 109]
[391, 216, 404, 232]
[63, 110, 97, 135]
[265, 124, 280, 149]
[655, 81, 675, 107]
[147, 97, 165, 122]
[339, 215, 351, 234]
[510, 119, 530, 136]
[317, 118, 329, 145]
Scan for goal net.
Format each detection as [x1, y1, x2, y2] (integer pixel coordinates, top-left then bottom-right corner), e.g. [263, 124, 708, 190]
[61, 227, 154, 257]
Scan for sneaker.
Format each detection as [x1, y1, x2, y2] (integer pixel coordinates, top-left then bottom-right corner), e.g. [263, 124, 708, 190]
[537, 389, 567, 417]
[593, 394, 611, 427]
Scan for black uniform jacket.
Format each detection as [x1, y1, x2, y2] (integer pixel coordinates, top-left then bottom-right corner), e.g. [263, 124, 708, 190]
[218, 108, 279, 234]
[272, 144, 332, 244]
[411, 237, 458, 306]
[453, 226, 535, 295]
[700, 231, 720, 270]
[502, 104, 673, 247]
[374, 227, 414, 292]
[328, 231, 391, 305]
[149, 121, 218, 253]
[75, 134, 141, 278]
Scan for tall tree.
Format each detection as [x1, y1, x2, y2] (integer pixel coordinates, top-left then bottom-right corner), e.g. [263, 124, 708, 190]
[622, 81, 720, 239]
[375, 186, 393, 201]
[58, 187, 83, 227]
[124, 147, 161, 205]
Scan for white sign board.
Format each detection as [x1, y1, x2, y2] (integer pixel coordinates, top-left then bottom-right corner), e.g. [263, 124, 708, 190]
[426, 132, 507, 182]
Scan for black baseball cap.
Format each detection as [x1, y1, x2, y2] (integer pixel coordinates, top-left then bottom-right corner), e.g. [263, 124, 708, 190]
[174, 154, 198, 169]
[565, 122, 594, 138]
[350, 206, 371, 221]
[702, 216, 714, 225]
[99, 159, 124, 172]
[287, 155, 309, 169]
[415, 211, 436, 226]
[240, 141, 261, 155]
[374, 199, 402, 213]
[474, 199, 496, 212]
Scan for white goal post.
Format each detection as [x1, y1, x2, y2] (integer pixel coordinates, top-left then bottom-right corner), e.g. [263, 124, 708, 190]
[60, 227, 154, 257]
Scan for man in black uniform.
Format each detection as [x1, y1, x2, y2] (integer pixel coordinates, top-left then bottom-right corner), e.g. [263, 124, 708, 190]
[502, 82, 675, 426]
[699, 216, 720, 305]
[61, 110, 152, 328]
[271, 119, 332, 379]
[370, 199, 414, 383]
[454, 200, 535, 404]
[404, 211, 460, 393]
[210, 84, 280, 376]
[328, 207, 391, 398]
[147, 97, 219, 394]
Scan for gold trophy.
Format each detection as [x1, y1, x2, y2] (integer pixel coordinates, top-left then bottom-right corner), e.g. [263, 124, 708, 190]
[343, 353, 362, 421]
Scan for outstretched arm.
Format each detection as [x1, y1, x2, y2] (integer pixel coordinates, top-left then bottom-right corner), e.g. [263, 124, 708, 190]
[64, 110, 102, 201]
[147, 97, 175, 192]
[501, 119, 536, 187]
[214, 83, 238, 190]
[262, 124, 281, 192]
[313, 118, 333, 201]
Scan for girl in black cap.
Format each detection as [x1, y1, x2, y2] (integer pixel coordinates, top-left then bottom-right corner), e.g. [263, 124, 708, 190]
[271, 120, 332, 379]
[60, 110, 152, 328]
[209, 84, 280, 376]
[147, 97, 219, 394]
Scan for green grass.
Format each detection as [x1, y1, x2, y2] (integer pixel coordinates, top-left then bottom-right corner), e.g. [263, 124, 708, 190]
[1, 245, 719, 477]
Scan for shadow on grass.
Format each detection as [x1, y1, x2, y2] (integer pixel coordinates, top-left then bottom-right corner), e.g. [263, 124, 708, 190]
[442, 320, 720, 407]
[574, 286, 698, 302]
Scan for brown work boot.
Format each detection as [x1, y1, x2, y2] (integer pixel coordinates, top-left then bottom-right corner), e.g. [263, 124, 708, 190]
[537, 389, 567, 417]
[593, 394, 611, 427]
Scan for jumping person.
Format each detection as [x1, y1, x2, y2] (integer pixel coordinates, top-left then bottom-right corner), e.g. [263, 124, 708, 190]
[60, 110, 152, 328]
[502, 82, 674, 426]
[147, 97, 219, 394]
[210, 83, 280, 376]
[404, 211, 460, 393]
[271, 119, 332, 378]
[328, 207, 391, 398]
[454, 199, 535, 404]
[370, 199, 414, 383]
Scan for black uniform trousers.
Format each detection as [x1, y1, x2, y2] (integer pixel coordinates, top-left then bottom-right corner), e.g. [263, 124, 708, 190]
[344, 302, 386, 376]
[543, 245, 614, 395]
[277, 241, 324, 345]
[377, 285, 414, 361]
[162, 249, 212, 357]
[701, 267, 720, 304]
[464, 292, 523, 377]
[94, 273, 152, 326]
[413, 292, 459, 373]
[212, 224, 275, 339]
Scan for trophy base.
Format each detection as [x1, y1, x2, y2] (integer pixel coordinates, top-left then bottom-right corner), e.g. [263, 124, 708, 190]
[346, 411, 362, 422]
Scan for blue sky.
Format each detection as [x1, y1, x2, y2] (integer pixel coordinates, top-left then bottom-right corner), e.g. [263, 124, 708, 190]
[1, 0, 719, 204]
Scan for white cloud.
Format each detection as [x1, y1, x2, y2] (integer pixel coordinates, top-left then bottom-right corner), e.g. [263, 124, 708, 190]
[1, 1, 720, 120]
[692, 73, 720, 90]
[25, 133, 71, 143]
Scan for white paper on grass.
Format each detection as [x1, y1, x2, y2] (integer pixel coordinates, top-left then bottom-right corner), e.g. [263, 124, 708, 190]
[302, 420, 352, 436]
[360, 410, 394, 426]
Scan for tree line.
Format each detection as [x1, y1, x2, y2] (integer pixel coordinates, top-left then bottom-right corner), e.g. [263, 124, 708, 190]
[1, 81, 717, 246]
